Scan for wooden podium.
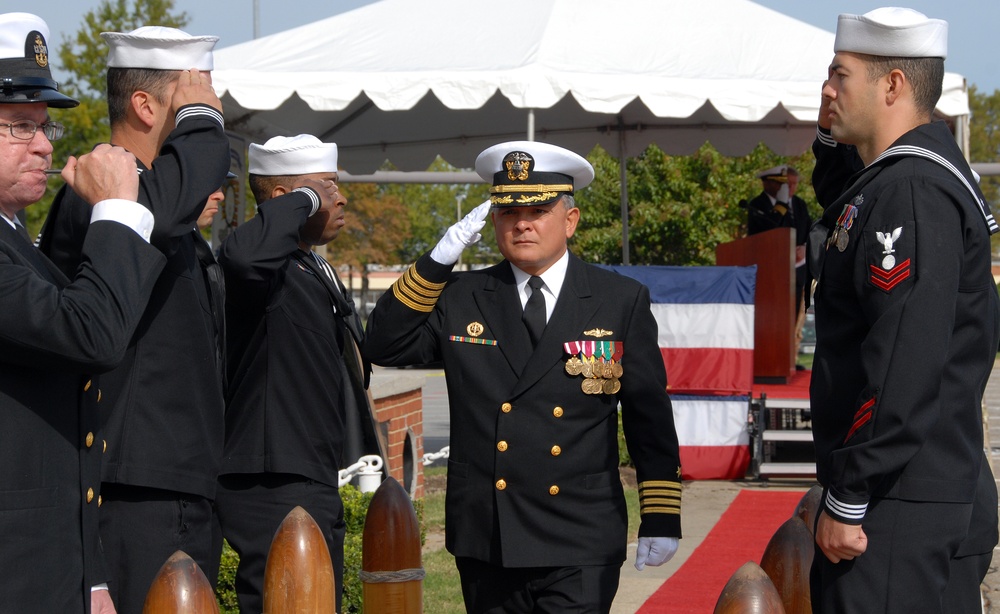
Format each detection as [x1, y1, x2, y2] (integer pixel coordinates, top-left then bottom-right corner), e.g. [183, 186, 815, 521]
[716, 228, 796, 383]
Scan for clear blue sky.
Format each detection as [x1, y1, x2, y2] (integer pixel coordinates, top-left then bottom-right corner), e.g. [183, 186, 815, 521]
[38, 0, 1000, 93]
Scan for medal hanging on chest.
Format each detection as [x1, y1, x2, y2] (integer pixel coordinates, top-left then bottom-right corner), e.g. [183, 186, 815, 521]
[564, 339, 624, 395]
[564, 341, 584, 375]
[829, 203, 858, 252]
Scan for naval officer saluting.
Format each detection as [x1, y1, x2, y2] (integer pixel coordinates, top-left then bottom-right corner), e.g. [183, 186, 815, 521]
[364, 141, 682, 613]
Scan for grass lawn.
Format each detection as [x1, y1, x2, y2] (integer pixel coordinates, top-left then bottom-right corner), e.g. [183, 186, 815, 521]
[420, 466, 640, 611]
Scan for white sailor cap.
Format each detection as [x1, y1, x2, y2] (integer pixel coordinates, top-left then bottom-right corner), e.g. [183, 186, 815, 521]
[248, 135, 339, 176]
[756, 165, 789, 181]
[476, 140, 594, 207]
[102, 26, 218, 70]
[0, 12, 77, 107]
[835, 7, 947, 59]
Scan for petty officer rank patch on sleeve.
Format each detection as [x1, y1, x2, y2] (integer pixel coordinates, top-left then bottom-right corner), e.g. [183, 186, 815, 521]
[867, 222, 914, 293]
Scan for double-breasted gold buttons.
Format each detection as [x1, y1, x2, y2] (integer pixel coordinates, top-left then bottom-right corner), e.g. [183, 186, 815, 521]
[497, 441, 508, 452]
[550, 445, 562, 457]
[549, 485, 560, 495]
[86, 488, 94, 503]
[85, 432, 94, 448]
[501, 402, 512, 413]
[496, 479, 507, 491]
[552, 406, 564, 418]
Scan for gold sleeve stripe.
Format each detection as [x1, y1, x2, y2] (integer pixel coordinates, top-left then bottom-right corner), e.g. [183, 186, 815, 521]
[639, 487, 682, 496]
[639, 480, 682, 490]
[638, 480, 681, 516]
[641, 497, 680, 505]
[641, 505, 681, 515]
[407, 266, 447, 291]
[392, 285, 434, 312]
[394, 277, 438, 305]
[391, 266, 446, 312]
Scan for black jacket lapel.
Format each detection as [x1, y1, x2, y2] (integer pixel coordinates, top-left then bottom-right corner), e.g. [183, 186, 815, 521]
[473, 264, 532, 377]
[1, 221, 65, 286]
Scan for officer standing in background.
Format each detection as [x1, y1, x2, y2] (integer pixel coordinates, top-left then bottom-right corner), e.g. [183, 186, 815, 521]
[747, 164, 812, 356]
[809, 7, 998, 612]
[216, 135, 381, 613]
[0, 13, 183, 612]
[364, 141, 682, 613]
[37, 26, 230, 612]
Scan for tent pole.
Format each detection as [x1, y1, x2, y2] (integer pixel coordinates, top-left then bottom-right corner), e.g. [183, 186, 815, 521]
[527, 109, 535, 141]
[618, 115, 629, 265]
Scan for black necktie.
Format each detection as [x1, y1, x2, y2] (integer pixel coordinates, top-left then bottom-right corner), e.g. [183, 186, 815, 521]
[523, 276, 547, 347]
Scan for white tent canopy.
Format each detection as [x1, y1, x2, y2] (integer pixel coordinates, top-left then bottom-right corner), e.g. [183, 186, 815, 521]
[212, 0, 970, 175]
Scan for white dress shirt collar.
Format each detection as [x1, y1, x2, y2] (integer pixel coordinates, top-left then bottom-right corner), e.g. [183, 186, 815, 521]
[510, 250, 569, 320]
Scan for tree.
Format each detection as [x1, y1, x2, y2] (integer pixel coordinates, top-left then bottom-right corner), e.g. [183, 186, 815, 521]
[574, 142, 819, 265]
[968, 85, 1000, 206]
[335, 182, 411, 316]
[33, 0, 188, 236]
[379, 157, 495, 265]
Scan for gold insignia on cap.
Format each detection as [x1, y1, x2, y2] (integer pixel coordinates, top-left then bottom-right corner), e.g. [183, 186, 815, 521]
[583, 328, 613, 337]
[504, 152, 532, 182]
[33, 33, 48, 68]
[466, 321, 484, 337]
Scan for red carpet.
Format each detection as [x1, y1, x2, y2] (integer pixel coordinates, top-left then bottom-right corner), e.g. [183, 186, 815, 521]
[752, 368, 811, 399]
[638, 490, 805, 613]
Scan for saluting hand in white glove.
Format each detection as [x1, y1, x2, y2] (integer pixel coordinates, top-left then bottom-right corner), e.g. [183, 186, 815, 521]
[430, 199, 492, 265]
[634, 536, 679, 571]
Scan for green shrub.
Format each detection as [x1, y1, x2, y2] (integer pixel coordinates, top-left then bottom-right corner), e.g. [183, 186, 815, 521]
[340, 484, 376, 613]
[617, 410, 633, 467]
[217, 541, 239, 614]
[215, 483, 422, 613]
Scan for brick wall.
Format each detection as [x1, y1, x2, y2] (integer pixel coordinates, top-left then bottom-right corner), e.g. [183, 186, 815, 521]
[370, 372, 425, 498]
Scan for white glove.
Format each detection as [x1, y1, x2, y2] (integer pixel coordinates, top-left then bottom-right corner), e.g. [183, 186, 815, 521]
[775, 182, 789, 204]
[634, 536, 679, 571]
[429, 199, 492, 265]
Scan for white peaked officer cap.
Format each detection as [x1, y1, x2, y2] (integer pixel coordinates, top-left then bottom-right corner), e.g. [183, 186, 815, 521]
[756, 165, 789, 181]
[835, 7, 947, 59]
[102, 26, 218, 70]
[249, 135, 339, 176]
[476, 140, 594, 207]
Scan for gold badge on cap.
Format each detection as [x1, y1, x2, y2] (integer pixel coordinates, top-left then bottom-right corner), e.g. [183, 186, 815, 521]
[504, 152, 531, 182]
[33, 33, 48, 68]
[466, 322, 484, 337]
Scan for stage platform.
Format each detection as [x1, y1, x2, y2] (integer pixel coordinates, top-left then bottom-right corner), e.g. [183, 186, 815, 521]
[749, 369, 815, 479]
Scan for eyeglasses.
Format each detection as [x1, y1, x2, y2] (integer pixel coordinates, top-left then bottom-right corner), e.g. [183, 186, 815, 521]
[0, 120, 65, 141]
